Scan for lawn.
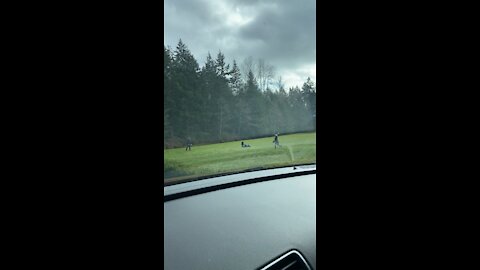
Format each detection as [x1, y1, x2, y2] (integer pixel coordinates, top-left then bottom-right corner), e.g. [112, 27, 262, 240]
[164, 132, 316, 182]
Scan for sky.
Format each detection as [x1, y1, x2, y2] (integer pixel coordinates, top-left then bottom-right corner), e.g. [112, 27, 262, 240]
[164, 0, 316, 90]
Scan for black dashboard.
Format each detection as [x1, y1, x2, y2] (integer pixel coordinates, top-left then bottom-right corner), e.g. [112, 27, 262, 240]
[164, 166, 316, 270]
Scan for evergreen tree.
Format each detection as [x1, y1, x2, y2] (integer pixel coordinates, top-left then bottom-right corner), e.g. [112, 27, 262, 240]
[164, 46, 174, 144]
[163, 39, 316, 147]
[198, 53, 217, 141]
[244, 70, 263, 137]
[301, 77, 316, 131]
[170, 39, 200, 140]
[228, 60, 242, 96]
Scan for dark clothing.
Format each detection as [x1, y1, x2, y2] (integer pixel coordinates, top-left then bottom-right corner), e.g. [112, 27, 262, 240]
[273, 134, 280, 148]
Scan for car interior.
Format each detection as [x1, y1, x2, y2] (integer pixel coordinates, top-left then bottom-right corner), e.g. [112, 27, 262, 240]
[164, 165, 316, 270]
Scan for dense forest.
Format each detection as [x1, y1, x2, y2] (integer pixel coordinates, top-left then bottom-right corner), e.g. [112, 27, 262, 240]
[164, 39, 316, 148]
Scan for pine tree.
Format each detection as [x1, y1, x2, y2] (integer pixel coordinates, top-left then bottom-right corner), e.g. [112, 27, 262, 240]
[214, 51, 232, 141]
[301, 77, 316, 131]
[243, 70, 262, 137]
[228, 60, 242, 96]
[170, 39, 200, 140]
[163, 38, 315, 147]
[164, 46, 174, 144]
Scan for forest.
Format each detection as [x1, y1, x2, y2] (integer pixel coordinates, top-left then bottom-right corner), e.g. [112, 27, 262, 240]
[164, 39, 316, 148]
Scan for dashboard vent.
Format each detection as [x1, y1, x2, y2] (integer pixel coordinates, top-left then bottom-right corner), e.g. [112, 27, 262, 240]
[259, 250, 311, 270]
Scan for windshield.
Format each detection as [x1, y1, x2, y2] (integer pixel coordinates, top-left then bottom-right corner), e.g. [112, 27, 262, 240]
[164, 0, 316, 184]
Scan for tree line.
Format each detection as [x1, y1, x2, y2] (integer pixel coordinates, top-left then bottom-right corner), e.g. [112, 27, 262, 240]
[164, 39, 316, 148]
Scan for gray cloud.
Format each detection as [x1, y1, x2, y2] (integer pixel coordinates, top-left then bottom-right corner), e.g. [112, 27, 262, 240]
[164, 0, 316, 89]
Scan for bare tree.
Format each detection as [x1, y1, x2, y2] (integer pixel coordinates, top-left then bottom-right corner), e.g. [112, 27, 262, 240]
[241, 56, 276, 92]
[275, 76, 285, 92]
[265, 63, 275, 91]
[256, 58, 275, 92]
[241, 56, 255, 84]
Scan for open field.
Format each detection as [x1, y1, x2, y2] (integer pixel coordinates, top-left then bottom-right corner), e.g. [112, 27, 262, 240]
[164, 132, 316, 181]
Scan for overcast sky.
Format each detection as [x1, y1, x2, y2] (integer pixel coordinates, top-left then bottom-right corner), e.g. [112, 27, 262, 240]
[164, 0, 316, 90]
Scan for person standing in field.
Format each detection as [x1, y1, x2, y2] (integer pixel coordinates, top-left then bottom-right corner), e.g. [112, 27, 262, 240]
[273, 132, 280, 149]
[185, 137, 192, 151]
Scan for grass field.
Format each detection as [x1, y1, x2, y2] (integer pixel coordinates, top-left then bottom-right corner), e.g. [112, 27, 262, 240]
[164, 132, 316, 181]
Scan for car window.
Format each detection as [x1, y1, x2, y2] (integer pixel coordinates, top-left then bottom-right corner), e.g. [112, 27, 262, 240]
[164, 0, 316, 184]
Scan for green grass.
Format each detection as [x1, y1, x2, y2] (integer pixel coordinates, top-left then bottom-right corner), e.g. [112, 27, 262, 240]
[164, 132, 316, 181]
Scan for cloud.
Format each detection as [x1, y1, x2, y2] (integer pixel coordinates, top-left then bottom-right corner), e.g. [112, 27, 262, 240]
[164, 0, 316, 89]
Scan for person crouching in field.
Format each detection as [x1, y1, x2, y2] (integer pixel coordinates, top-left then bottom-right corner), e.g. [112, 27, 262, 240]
[241, 141, 251, 147]
[273, 133, 281, 149]
[185, 137, 192, 151]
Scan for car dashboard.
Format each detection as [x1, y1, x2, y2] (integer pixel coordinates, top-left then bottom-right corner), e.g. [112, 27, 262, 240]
[164, 166, 316, 270]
